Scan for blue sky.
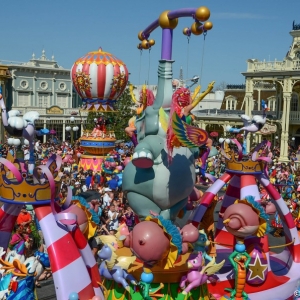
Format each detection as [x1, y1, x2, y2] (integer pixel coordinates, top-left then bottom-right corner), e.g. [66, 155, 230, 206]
[1, 0, 300, 90]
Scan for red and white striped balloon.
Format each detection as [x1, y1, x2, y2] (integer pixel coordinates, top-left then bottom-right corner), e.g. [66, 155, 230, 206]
[71, 48, 129, 109]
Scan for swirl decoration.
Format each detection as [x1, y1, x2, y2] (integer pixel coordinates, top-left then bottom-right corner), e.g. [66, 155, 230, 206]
[0, 158, 23, 183]
[251, 140, 272, 177]
[39, 155, 77, 227]
[220, 142, 231, 160]
[230, 139, 243, 161]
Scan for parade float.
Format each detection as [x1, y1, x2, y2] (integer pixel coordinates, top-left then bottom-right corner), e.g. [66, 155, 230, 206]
[103, 6, 299, 300]
[0, 90, 105, 299]
[71, 48, 129, 171]
[0, 6, 299, 300]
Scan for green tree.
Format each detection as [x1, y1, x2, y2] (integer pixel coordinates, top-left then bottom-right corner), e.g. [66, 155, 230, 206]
[85, 86, 134, 141]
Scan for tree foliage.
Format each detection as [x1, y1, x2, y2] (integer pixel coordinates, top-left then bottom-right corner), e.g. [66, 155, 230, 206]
[214, 81, 228, 91]
[85, 86, 134, 141]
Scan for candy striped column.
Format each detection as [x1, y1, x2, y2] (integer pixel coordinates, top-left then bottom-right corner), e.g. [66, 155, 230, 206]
[258, 175, 300, 263]
[190, 173, 233, 227]
[0, 203, 22, 249]
[240, 174, 261, 201]
[70, 226, 104, 298]
[34, 205, 96, 299]
[215, 175, 241, 246]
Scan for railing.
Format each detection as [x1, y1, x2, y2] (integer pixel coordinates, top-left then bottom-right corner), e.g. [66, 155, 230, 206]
[193, 109, 277, 118]
[12, 107, 88, 117]
[247, 59, 300, 72]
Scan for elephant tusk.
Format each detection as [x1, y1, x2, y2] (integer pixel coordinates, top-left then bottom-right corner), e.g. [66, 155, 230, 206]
[223, 218, 231, 224]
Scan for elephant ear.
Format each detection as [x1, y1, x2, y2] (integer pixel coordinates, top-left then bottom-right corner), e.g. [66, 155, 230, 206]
[172, 113, 208, 148]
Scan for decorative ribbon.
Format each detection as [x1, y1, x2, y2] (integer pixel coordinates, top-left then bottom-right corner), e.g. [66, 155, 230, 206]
[39, 155, 77, 228]
[82, 99, 117, 104]
[220, 142, 231, 160]
[230, 139, 243, 161]
[0, 158, 22, 182]
[251, 141, 272, 177]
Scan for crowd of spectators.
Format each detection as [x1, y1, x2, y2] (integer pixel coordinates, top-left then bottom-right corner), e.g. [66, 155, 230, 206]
[2, 135, 300, 288]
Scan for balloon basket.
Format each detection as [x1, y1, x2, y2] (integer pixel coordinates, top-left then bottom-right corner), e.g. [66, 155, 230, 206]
[79, 155, 105, 171]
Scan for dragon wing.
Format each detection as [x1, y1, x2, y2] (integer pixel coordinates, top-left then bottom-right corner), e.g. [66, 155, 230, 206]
[200, 257, 225, 276]
[172, 112, 208, 147]
[115, 256, 137, 270]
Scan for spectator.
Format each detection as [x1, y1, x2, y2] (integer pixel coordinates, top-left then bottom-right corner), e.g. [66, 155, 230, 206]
[72, 181, 82, 196]
[107, 174, 119, 191]
[107, 205, 119, 234]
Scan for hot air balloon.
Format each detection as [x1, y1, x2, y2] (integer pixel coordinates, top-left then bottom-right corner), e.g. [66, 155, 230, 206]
[71, 48, 129, 111]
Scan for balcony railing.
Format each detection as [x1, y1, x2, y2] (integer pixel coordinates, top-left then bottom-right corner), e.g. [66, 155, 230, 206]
[247, 59, 300, 72]
[13, 107, 88, 117]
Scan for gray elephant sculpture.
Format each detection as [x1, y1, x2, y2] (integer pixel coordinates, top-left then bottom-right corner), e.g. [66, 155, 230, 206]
[122, 60, 199, 221]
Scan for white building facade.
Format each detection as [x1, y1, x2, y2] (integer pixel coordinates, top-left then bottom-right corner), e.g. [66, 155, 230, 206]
[2, 50, 84, 142]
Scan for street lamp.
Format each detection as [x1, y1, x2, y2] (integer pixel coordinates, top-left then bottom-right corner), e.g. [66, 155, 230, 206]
[66, 117, 79, 144]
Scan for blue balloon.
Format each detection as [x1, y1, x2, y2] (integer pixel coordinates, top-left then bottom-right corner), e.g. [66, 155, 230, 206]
[69, 292, 79, 300]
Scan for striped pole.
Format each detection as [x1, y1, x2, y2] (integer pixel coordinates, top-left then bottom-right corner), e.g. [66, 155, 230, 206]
[190, 172, 233, 226]
[240, 174, 261, 201]
[215, 175, 241, 246]
[258, 174, 300, 263]
[69, 226, 104, 298]
[34, 205, 96, 299]
[0, 203, 22, 250]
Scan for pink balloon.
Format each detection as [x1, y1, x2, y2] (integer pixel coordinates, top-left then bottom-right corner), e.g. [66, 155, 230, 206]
[69, 159, 75, 164]
[110, 162, 116, 168]
[123, 157, 131, 166]
[92, 296, 102, 300]
[62, 157, 69, 163]
[116, 165, 123, 171]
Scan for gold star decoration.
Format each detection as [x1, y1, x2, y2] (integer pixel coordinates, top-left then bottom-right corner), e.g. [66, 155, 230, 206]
[247, 253, 268, 281]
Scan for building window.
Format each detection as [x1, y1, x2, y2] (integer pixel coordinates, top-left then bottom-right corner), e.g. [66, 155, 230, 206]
[291, 93, 299, 111]
[57, 94, 68, 108]
[59, 82, 66, 91]
[40, 81, 48, 90]
[267, 96, 276, 111]
[18, 92, 30, 107]
[38, 93, 49, 107]
[225, 96, 237, 110]
[20, 80, 28, 89]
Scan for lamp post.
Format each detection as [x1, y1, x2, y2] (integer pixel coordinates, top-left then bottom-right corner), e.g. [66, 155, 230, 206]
[65, 116, 79, 144]
[292, 136, 295, 148]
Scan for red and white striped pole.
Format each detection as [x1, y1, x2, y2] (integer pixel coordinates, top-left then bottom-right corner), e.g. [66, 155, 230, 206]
[190, 173, 233, 227]
[0, 203, 22, 250]
[34, 205, 96, 299]
[258, 175, 300, 263]
[69, 225, 104, 298]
